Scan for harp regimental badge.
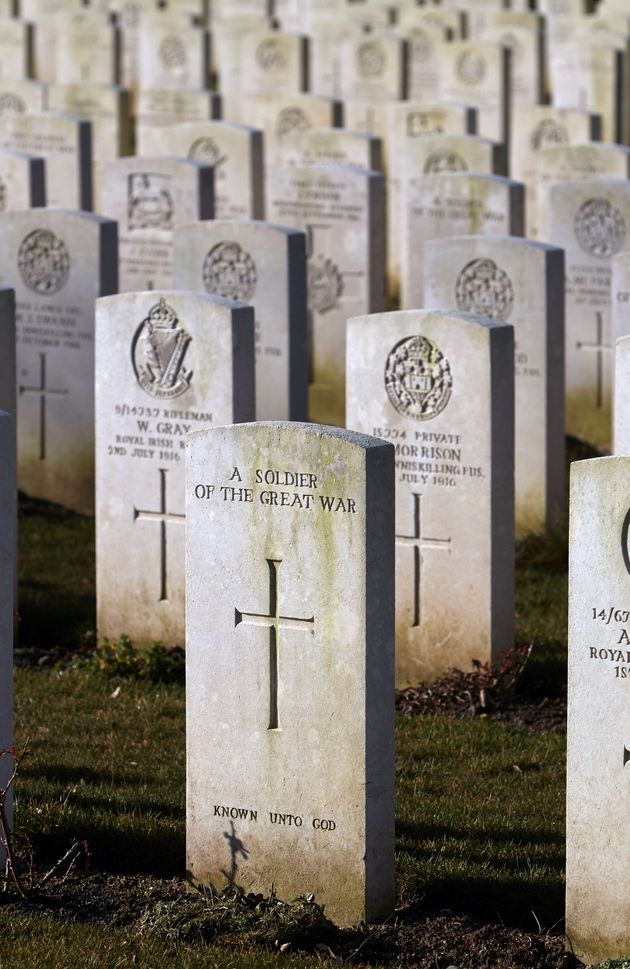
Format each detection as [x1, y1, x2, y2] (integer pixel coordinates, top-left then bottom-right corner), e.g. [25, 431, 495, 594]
[132, 298, 193, 399]
[385, 335, 453, 421]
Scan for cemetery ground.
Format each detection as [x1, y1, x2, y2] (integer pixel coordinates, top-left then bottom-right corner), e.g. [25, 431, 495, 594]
[0, 446, 597, 969]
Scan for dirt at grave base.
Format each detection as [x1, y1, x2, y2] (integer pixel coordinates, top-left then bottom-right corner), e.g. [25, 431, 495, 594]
[1, 872, 572, 969]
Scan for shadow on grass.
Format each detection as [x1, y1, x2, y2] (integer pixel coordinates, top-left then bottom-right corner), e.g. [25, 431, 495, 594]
[397, 820, 564, 930]
[17, 493, 95, 654]
[27, 825, 186, 878]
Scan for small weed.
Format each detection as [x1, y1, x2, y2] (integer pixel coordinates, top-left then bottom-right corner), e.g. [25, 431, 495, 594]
[90, 636, 184, 684]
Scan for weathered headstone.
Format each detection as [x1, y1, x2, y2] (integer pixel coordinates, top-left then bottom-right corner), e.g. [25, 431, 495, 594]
[550, 42, 622, 144]
[136, 88, 221, 131]
[100, 156, 213, 292]
[396, 15, 449, 101]
[0, 209, 117, 514]
[0, 17, 32, 82]
[480, 23, 543, 106]
[96, 290, 255, 647]
[276, 127, 382, 172]
[438, 40, 511, 146]
[614, 336, 630, 454]
[53, 8, 120, 86]
[549, 179, 630, 448]
[0, 406, 16, 861]
[267, 163, 385, 426]
[510, 105, 600, 239]
[0, 113, 92, 211]
[48, 84, 131, 162]
[233, 29, 308, 124]
[346, 309, 515, 685]
[138, 16, 210, 90]
[403, 133, 506, 177]
[174, 220, 308, 421]
[424, 236, 565, 534]
[537, 143, 630, 243]
[186, 421, 395, 926]
[401, 172, 525, 309]
[0, 149, 45, 211]
[566, 455, 630, 964]
[243, 91, 341, 173]
[137, 121, 264, 221]
[0, 80, 47, 116]
[339, 32, 407, 102]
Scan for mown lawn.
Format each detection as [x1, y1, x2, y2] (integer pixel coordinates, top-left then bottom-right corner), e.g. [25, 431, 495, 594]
[2, 474, 571, 966]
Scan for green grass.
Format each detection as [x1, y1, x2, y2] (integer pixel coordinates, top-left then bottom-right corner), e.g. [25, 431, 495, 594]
[5, 485, 571, 964]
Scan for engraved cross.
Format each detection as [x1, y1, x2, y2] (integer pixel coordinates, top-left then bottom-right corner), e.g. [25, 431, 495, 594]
[133, 468, 185, 602]
[396, 493, 451, 627]
[235, 559, 315, 730]
[19, 352, 69, 461]
[576, 311, 610, 409]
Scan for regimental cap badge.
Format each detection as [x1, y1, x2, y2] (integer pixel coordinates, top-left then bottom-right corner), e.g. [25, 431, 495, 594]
[132, 297, 193, 400]
[385, 335, 453, 422]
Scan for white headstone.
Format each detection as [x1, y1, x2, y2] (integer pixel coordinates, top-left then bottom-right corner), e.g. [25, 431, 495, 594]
[346, 309, 515, 685]
[276, 126, 382, 172]
[339, 32, 407, 102]
[174, 220, 308, 421]
[550, 42, 622, 144]
[53, 8, 120, 86]
[614, 335, 630, 454]
[100, 156, 214, 292]
[537, 143, 630, 243]
[510, 105, 601, 239]
[136, 88, 221, 130]
[438, 41, 511, 146]
[186, 421, 395, 927]
[0, 149, 45, 211]
[0, 209, 117, 514]
[0, 79, 47, 116]
[401, 172, 525, 309]
[96, 290, 256, 647]
[138, 16, 209, 90]
[137, 121, 264, 221]
[0, 17, 32, 82]
[397, 16, 448, 102]
[549, 178, 630, 449]
[0, 113, 92, 211]
[424, 236, 565, 534]
[267, 163, 386, 426]
[566, 455, 630, 964]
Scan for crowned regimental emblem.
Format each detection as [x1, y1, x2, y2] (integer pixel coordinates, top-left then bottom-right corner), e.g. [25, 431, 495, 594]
[0, 93, 26, 116]
[530, 118, 569, 151]
[18, 229, 70, 295]
[575, 197, 626, 259]
[0, 176, 6, 212]
[202, 241, 257, 302]
[455, 258, 514, 320]
[159, 35, 187, 71]
[423, 150, 468, 174]
[132, 298, 192, 399]
[456, 49, 486, 85]
[128, 173, 174, 231]
[275, 106, 311, 138]
[357, 40, 385, 78]
[308, 255, 343, 313]
[256, 38, 287, 73]
[385, 336, 453, 421]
